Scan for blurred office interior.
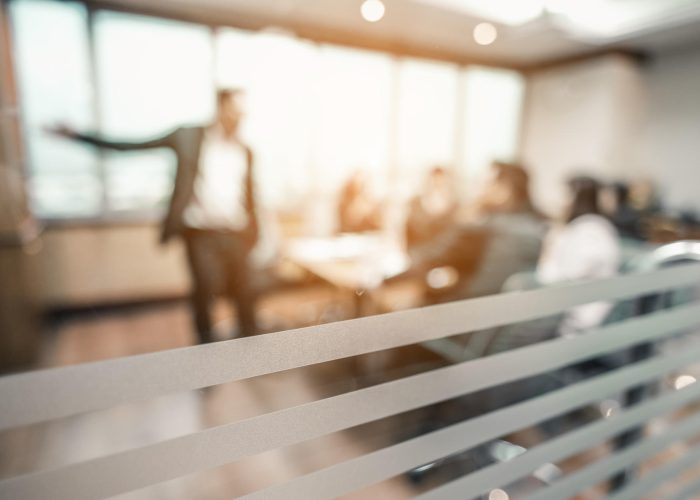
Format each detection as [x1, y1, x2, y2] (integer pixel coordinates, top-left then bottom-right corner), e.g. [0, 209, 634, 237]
[2, 1, 700, 498]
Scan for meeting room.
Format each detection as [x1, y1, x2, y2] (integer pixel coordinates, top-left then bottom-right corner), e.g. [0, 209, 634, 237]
[2, 1, 700, 499]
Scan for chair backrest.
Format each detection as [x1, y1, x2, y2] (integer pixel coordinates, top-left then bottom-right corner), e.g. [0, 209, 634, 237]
[619, 241, 700, 316]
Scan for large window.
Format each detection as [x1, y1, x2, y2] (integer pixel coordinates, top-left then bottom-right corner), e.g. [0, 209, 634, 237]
[94, 12, 213, 213]
[10, 0, 525, 221]
[215, 29, 318, 207]
[313, 45, 393, 195]
[460, 67, 526, 197]
[10, 0, 99, 218]
[396, 59, 459, 197]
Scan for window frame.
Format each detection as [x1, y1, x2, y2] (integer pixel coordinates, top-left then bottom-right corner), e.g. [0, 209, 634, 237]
[8, 0, 525, 226]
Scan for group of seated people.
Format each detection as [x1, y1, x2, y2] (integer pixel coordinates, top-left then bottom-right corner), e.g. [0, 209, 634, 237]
[382, 167, 672, 484]
[337, 161, 659, 337]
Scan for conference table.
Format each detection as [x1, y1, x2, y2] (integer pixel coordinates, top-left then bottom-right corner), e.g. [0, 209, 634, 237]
[283, 233, 410, 317]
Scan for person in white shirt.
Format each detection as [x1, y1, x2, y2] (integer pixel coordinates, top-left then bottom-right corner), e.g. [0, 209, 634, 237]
[537, 176, 621, 336]
[405, 166, 458, 249]
[179, 91, 259, 342]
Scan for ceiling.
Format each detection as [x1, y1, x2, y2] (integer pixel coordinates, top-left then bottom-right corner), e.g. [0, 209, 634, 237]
[95, 0, 700, 67]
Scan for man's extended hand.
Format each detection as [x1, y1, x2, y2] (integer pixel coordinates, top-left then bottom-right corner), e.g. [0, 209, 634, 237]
[45, 123, 78, 139]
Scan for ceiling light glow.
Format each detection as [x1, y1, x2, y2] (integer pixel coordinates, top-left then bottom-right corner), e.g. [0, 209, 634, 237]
[473, 22, 497, 45]
[418, 0, 687, 42]
[361, 0, 385, 23]
[416, 0, 545, 26]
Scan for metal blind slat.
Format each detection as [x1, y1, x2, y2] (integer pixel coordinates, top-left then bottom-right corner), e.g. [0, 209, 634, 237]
[523, 411, 700, 500]
[419, 387, 700, 500]
[2, 264, 699, 430]
[4, 314, 700, 500]
[666, 476, 700, 500]
[241, 344, 700, 500]
[607, 445, 700, 500]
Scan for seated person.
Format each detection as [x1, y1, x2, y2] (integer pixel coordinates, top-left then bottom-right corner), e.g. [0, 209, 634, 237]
[538, 176, 621, 336]
[410, 162, 547, 302]
[405, 166, 458, 249]
[600, 181, 644, 240]
[629, 178, 662, 216]
[405, 178, 626, 483]
[337, 171, 383, 233]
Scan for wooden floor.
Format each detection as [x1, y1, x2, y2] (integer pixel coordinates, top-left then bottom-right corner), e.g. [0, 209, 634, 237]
[2, 284, 700, 499]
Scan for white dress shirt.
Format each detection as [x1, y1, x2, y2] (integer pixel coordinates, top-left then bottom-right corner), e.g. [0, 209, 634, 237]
[537, 214, 621, 336]
[184, 126, 249, 231]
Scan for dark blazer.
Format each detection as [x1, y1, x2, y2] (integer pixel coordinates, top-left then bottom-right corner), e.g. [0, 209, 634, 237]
[74, 126, 258, 245]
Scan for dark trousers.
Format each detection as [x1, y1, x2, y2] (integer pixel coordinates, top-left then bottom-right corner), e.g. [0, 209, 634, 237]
[183, 228, 257, 343]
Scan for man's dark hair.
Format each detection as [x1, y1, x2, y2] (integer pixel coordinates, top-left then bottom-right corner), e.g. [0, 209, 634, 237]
[612, 181, 630, 205]
[567, 175, 602, 222]
[492, 161, 535, 213]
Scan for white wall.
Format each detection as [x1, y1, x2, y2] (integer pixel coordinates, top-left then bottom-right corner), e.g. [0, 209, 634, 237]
[522, 46, 700, 217]
[639, 45, 700, 213]
[521, 54, 647, 217]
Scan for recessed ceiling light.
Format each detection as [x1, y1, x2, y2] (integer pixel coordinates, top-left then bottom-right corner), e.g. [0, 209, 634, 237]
[361, 0, 385, 23]
[473, 22, 498, 45]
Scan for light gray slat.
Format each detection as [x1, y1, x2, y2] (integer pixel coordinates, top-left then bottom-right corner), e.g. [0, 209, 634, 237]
[2, 264, 699, 431]
[523, 411, 700, 500]
[4, 308, 700, 500]
[241, 343, 700, 500]
[419, 384, 700, 500]
[608, 445, 700, 500]
[666, 475, 700, 500]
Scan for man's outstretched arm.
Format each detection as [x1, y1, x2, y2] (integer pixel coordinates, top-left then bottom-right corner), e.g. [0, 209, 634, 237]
[47, 124, 176, 151]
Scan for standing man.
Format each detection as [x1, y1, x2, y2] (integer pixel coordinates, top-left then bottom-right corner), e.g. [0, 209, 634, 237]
[50, 89, 259, 343]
